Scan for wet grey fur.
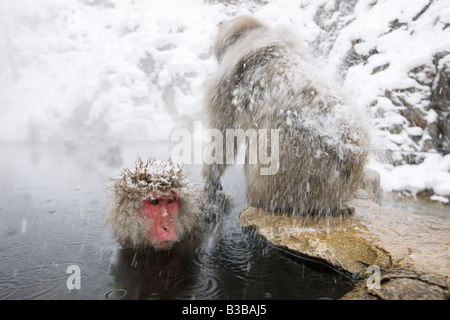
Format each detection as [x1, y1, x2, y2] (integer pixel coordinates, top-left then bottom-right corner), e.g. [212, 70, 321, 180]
[202, 16, 370, 215]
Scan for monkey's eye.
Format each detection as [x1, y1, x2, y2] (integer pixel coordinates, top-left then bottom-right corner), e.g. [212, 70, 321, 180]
[150, 198, 159, 205]
[168, 197, 175, 203]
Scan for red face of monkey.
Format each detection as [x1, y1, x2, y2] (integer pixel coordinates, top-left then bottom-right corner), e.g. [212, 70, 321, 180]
[141, 192, 179, 250]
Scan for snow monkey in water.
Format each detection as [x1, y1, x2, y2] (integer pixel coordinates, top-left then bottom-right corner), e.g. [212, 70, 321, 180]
[107, 158, 204, 250]
[202, 16, 370, 215]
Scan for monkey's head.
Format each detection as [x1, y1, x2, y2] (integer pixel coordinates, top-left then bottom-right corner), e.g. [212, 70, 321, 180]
[107, 158, 201, 250]
[214, 15, 266, 62]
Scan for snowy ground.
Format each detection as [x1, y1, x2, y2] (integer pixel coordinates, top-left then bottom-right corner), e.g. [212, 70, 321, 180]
[0, 0, 449, 201]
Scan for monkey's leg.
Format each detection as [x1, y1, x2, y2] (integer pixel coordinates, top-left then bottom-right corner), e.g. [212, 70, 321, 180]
[336, 206, 355, 216]
[202, 162, 225, 197]
[202, 162, 233, 210]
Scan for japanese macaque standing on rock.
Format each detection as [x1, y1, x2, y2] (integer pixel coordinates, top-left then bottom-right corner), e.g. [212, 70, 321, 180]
[203, 16, 370, 215]
[107, 158, 202, 250]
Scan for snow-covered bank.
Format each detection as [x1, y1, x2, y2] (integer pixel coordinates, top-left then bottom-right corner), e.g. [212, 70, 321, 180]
[370, 153, 450, 196]
[1, 0, 449, 200]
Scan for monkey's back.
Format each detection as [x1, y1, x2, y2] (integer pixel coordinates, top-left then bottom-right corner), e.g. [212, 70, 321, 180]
[206, 24, 370, 215]
[238, 34, 368, 214]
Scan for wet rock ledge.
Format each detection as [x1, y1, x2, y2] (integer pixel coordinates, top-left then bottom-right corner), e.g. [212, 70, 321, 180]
[238, 192, 450, 299]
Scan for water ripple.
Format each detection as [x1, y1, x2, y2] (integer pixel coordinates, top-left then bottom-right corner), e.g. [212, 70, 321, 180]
[101, 288, 128, 300]
[0, 281, 19, 299]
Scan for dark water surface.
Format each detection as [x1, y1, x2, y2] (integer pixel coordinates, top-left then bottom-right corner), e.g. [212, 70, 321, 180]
[0, 142, 353, 300]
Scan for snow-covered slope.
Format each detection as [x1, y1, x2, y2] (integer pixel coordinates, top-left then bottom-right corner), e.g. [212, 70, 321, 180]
[0, 0, 449, 199]
[0, 0, 225, 143]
